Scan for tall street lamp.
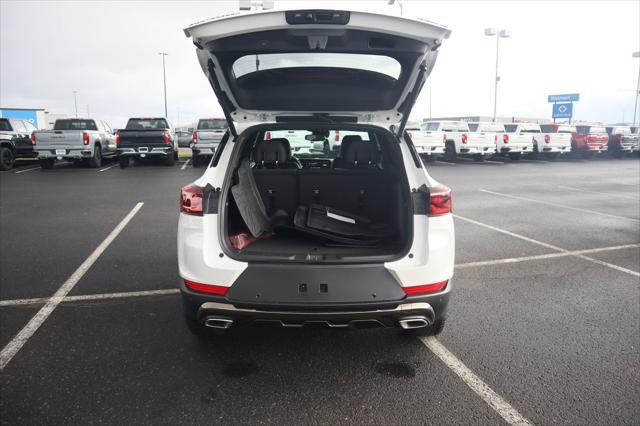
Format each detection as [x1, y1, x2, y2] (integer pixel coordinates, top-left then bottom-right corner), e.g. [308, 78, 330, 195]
[484, 28, 510, 122]
[159, 52, 168, 118]
[633, 51, 639, 127]
[72, 91, 78, 117]
[387, 0, 403, 16]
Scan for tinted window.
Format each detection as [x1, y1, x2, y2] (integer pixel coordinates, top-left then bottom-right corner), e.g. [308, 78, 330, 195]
[198, 119, 227, 130]
[468, 123, 479, 132]
[504, 124, 517, 133]
[576, 126, 589, 134]
[0, 119, 11, 131]
[260, 129, 372, 160]
[540, 124, 556, 133]
[54, 119, 98, 131]
[421, 122, 439, 131]
[125, 118, 169, 130]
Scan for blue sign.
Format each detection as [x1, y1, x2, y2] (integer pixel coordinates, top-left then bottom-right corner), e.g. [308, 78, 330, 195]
[0, 109, 39, 126]
[548, 93, 580, 103]
[552, 103, 573, 119]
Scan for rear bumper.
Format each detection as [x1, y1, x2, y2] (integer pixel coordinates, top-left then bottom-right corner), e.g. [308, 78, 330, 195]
[498, 143, 532, 154]
[541, 145, 570, 153]
[191, 144, 218, 155]
[459, 145, 496, 155]
[414, 144, 445, 155]
[118, 147, 172, 156]
[36, 147, 94, 159]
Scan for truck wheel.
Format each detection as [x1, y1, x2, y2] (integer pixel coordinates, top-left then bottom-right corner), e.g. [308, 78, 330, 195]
[323, 141, 330, 154]
[119, 156, 130, 168]
[87, 145, 102, 168]
[0, 146, 15, 171]
[192, 154, 201, 167]
[164, 150, 176, 166]
[406, 318, 446, 337]
[508, 153, 521, 161]
[39, 158, 55, 169]
[444, 141, 457, 162]
[609, 143, 622, 158]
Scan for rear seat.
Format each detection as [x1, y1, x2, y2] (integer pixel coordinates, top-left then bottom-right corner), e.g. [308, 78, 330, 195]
[251, 138, 299, 216]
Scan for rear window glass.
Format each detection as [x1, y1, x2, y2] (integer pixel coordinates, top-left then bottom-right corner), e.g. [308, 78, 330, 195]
[504, 124, 517, 133]
[478, 124, 504, 132]
[0, 119, 13, 131]
[125, 119, 169, 130]
[590, 126, 606, 134]
[259, 129, 372, 159]
[233, 53, 402, 80]
[54, 119, 97, 131]
[540, 124, 556, 132]
[198, 119, 227, 130]
[421, 122, 439, 131]
[468, 123, 479, 132]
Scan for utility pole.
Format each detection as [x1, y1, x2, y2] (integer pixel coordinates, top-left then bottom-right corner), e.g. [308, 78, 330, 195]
[387, 0, 403, 16]
[72, 91, 78, 117]
[484, 28, 511, 122]
[159, 52, 168, 118]
[633, 51, 640, 127]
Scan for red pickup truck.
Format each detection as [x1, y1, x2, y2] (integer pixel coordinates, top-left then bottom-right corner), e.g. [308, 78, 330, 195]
[571, 125, 609, 157]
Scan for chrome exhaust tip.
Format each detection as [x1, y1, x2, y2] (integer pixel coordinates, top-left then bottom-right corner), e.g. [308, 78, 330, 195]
[398, 316, 430, 330]
[203, 317, 234, 329]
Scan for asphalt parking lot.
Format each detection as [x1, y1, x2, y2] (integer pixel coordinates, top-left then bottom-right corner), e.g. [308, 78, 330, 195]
[0, 155, 638, 424]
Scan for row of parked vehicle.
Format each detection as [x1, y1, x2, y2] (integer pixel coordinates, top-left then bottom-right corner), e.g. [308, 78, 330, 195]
[406, 121, 640, 162]
[0, 117, 228, 170]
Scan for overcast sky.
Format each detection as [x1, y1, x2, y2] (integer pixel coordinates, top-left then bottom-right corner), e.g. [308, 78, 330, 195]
[1, 0, 638, 128]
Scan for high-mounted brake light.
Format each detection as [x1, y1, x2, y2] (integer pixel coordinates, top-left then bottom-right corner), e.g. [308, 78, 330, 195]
[30, 132, 36, 145]
[429, 186, 452, 216]
[82, 132, 89, 145]
[503, 134, 509, 143]
[192, 131, 198, 144]
[544, 134, 550, 143]
[265, 131, 271, 140]
[115, 131, 121, 146]
[335, 130, 340, 142]
[461, 133, 468, 143]
[403, 280, 448, 296]
[180, 185, 203, 215]
[184, 279, 228, 295]
[163, 130, 171, 145]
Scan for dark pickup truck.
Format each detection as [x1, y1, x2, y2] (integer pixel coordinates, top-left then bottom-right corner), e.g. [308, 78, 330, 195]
[117, 117, 178, 167]
[0, 118, 38, 170]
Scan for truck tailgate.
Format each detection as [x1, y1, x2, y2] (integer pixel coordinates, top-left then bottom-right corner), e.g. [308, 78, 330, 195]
[197, 130, 225, 143]
[467, 132, 495, 146]
[118, 130, 167, 147]
[35, 130, 84, 148]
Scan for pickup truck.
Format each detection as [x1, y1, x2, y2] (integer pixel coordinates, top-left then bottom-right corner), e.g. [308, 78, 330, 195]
[424, 120, 496, 161]
[605, 125, 639, 157]
[33, 118, 117, 169]
[404, 123, 445, 162]
[0, 118, 38, 170]
[499, 123, 539, 160]
[571, 125, 609, 157]
[537, 124, 573, 159]
[117, 117, 177, 167]
[191, 118, 227, 167]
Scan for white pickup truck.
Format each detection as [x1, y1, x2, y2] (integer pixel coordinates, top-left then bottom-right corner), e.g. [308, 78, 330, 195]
[538, 124, 573, 159]
[403, 123, 445, 162]
[33, 118, 117, 168]
[191, 118, 227, 167]
[496, 123, 536, 160]
[424, 120, 496, 161]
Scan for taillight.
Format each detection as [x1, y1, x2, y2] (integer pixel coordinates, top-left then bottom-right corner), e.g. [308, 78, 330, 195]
[544, 134, 550, 143]
[335, 130, 340, 142]
[180, 185, 203, 216]
[184, 279, 228, 295]
[265, 131, 271, 140]
[443, 133, 447, 141]
[116, 131, 120, 146]
[429, 186, 452, 216]
[192, 131, 198, 144]
[163, 130, 171, 145]
[30, 132, 36, 145]
[403, 280, 448, 296]
[503, 134, 509, 143]
[461, 133, 468, 143]
[82, 132, 89, 145]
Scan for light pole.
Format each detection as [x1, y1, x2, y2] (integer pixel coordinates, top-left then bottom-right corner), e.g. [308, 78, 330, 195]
[484, 28, 511, 122]
[72, 91, 78, 117]
[159, 52, 168, 118]
[387, 0, 403, 16]
[633, 51, 639, 127]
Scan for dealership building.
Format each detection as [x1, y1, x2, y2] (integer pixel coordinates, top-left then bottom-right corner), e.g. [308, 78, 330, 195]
[0, 107, 67, 129]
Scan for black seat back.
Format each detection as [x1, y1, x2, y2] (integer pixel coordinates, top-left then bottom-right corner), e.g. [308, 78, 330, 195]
[253, 138, 300, 169]
[333, 135, 380, 169]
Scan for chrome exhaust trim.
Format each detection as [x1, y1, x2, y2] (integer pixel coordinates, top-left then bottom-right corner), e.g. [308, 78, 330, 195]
[398, 316, 430, 329]
[203, 317, 234, 329]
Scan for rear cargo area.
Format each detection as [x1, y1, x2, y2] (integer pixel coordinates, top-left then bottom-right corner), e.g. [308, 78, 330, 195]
[222, 126, 412, 262]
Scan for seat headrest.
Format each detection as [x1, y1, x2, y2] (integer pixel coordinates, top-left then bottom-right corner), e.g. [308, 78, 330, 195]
[253, 138, 292, 164]
[339, 135, 363, 156]
[341, 140, 379, 168]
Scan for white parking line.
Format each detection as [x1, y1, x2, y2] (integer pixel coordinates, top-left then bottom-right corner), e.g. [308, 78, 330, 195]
[180, 159, 190, 170]
[99, 163, 119, 172]
[455, 243, 640, 269]
[479, 189, 640, 223]
[0, 202, 144, 370]
[557, 185, 639, 201]
[0, 288, 179, 307]
[14, 166, 40, 174]
[454, 214, 640, 277]
[421, 337, 532, 426]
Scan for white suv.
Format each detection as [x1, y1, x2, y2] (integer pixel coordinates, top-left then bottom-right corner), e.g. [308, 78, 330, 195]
[178, 9, 454, 337]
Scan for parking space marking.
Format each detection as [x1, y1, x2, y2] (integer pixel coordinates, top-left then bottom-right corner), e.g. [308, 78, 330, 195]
[14, 166, 40, 174]
[98, 164, 119, 172]
[0, 288, 179, 307]
[180, 159, 190, 170]
[455, 243, 640, 269]
[557, 185, 639, 201]
[454, 214, 640, 277]
[0, 202, 144, 370]
[479, 189, 640, 223]
[421, 337, 532, 426]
